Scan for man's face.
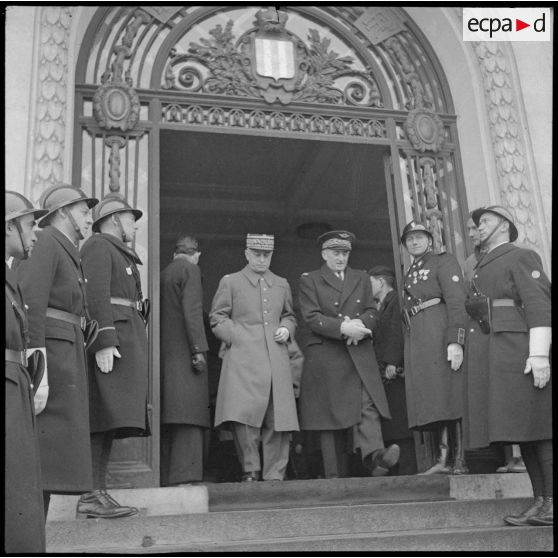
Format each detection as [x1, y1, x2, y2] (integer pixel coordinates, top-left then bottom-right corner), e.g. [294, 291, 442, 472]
[477, 212, 506, 244]
[66, 201, 93, 237]
[116, 211, 138, 243]
[369, 275, 383, 297]
[404, 231, 431, 258]
[467, 218, 481, 247]
[245, 248, 272, 274]
[185, 251, 200, 265]
[322, 248, 350, 272]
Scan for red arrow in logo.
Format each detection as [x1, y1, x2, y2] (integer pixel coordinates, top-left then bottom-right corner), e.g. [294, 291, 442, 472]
[516, 18, 530, 31]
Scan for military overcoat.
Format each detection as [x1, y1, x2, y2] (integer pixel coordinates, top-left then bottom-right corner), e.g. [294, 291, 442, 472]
[298, 265, 390, 430]
[81, 233, 149, 437]
[5, 266, 45, 553]
[210, 266, 299, 431]
[465, 243, 552, 448]
[160, 256, 210, 427]
[402, 251, 467, 430]
[17, 226, 93, 492]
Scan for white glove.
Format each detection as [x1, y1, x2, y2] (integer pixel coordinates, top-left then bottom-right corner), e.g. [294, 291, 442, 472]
[524, 326, 552, 389]
[95, 346, 121, 373]
[385, 364, 397, 380]
[26, 348, 48, 414]
[274, 327, 290, 344]
[340, 316, 372, 345]
[447, 343, 463, 371]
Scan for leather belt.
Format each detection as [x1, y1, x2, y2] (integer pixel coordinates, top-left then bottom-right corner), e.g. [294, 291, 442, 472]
[46, 307, 87, 330]
[6, 349, 27, 366]
[110, 297, 142, 311]
[408, 297, 442, 317]
[492, 298, 516, 307]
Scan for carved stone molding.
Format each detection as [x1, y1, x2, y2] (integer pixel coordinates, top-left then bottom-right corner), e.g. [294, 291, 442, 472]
[472, 42, 540, 251]
[29, 6, 74, 203]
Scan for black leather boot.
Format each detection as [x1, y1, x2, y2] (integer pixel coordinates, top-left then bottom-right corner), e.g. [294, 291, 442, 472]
[451, 421, 469, 475]
[504, 496, 544, 526]
[527, 496, 553, 526]
[419, 425, 451, 475]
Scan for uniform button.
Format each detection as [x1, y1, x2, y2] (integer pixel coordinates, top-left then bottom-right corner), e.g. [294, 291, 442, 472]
[474, 274, 478, 278]
[407, 296, 411, 300]
[356, 299, 360, 303]
[470, 328, 475, 332]
[263, 299, 268, 302]
[264, 322, 268, 325]
[338, 314, 342, 317]
[356, 313, 360, 316]
[264, 310, 268, 314]
[334, 302, 339, 306]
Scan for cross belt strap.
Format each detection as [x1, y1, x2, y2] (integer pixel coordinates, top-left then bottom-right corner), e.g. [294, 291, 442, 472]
[110, 297, 143, 311]
[5, 349, 27, 366]
[492, 298, 516, 307]
[46, 307, 87, 330]
[408, 297, 442, 317]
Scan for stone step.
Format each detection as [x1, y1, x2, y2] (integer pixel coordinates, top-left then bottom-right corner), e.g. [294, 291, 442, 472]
[46, 497, 540, 553]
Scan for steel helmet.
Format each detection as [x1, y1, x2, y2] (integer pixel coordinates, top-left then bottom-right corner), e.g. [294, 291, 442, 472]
[92, 194, 143, 232]
[38, 184, 98, 228]
[471, 205, 518, 242]
[400, 221, 433, 244]
[5, 190, 48, 222]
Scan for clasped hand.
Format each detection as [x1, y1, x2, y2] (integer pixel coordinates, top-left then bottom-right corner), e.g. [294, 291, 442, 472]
[341, 316, 372, 346]
[274, 326, 290, 344]
[95, 346, 121, 373]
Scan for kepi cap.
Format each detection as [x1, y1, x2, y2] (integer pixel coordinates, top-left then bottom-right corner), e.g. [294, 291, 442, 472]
[471, 205, 518, 242]
[38, 184, 98, 228]
[367, 265, 395, 278]
[318, 230, 355, 251]
[92, 194, 143, 232]
[5, 191, 48, 222]
[400, 221, 433, 244]
[246, 234, 274, 251]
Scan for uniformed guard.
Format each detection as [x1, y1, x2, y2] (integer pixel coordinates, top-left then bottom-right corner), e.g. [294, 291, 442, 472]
[400, 221, 468, 475]
[210, 234, 298, 482]
[5, 191, 47, 552]
[80, 193, 151, 517]
[298, 231, 399, 478]
[465, 206, 552, 526]
[17, 184, 98, 517]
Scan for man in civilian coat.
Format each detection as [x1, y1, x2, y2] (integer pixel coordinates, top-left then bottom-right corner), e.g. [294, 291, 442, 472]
[160, 235, 210, 485]
[17, 184, 98, 516]
[368, 265, 416, 475]
[465, 206, 552, 526]
[210, 234, 298, 482]
[298, 231, 399, 478]
[5, 191, 47, 552]
[80, 194, 150, 517]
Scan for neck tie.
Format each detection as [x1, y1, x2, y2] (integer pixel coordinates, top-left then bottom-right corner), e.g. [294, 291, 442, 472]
[336, 271, 344, 281]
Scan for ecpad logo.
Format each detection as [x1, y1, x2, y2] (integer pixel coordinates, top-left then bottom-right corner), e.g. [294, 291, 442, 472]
[463, 8, 550, 42]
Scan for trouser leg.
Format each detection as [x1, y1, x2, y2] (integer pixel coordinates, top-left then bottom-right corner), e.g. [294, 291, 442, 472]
[535, 439, 553, 497]
[163, 425, 205, 485]
[43, 491, 51, 519]
[232, 422, 261, 473]
[519, 441, 544, 497]
[261, 396, 290, 481]
[91, 431, 114, 490]
[160, 425, 171, 486]
[320, 430, 347, 478]
[355, 383, 384, 463]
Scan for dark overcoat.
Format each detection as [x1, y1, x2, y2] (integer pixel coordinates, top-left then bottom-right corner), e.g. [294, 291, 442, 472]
[402, 251, 467, 430]
[81, 233, 149, 437]
[211, 266, 299, 431]
[298, 265, 390, 430]
[374, 289, 410, 441]
[160, 256, 210, 426]
[17, 226, 93, 492]
[465, 243, 552, 448]
[5, 266, 45, 553]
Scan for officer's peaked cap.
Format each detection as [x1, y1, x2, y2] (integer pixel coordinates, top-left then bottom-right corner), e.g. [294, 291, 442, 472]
[367, 265, 395, 278]
[5, 191, 48, 222]
[471, 205, 518, 242]
[38, 184, 98, 228]
[400, 221, 433, 244]
[318, 230, 355, 251]
[92, 194, 143, 232]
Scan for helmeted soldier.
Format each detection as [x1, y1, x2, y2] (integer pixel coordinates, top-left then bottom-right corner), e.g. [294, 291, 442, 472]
[298, 231, 399, 478]
[5, 191, 47, 552]
[465, 206, 552, 527]
[400, 221, 468, 475]
[80, 193, 150, 511]
[17, 184, 133, 518]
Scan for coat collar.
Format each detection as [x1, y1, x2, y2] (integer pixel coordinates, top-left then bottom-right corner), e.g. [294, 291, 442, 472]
[45, 226, 82, 268]
[241, 265, 275, 287]
[87, 233, 143, 265]
[320, 265, 360, 305]
[320, 264, 344, 292]
[475, 242, 516, 269]
[5, 263, 19, 292]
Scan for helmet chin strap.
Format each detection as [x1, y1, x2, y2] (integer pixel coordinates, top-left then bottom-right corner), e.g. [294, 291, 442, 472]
[64, 207, 84, 241]
[112, 213, 127, 242]
[13, 219, 31, 259]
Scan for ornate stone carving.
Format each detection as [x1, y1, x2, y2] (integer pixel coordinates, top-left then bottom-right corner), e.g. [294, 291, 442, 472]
[105, 136, 127, 193]
[420, 157, 444, 252]
[163, 8, 383, 107]
[161, 102, 386, 139]
[354, 7, 405, 45]
[92, 9, 150, 131]
[29, 6, 74, 202]
[472, 42, 540, 250]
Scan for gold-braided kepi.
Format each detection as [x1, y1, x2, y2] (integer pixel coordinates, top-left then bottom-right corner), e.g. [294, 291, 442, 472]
[246, 234, 274, 251]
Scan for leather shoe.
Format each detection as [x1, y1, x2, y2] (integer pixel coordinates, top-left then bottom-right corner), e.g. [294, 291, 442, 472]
[504, 496, 544, 526]
[77, 489, 138, 519]
[451, 457, 469, 475]
[419, 462, 452, 475]
[369, 444, 400, 475]
[241, 471, 261, 482]
[527, 497, 553, 526]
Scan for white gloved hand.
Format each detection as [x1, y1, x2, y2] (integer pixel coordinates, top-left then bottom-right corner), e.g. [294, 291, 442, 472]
[26, 348, 48, 414]
[524, 356, 551, 389]
[95, 346, 121, 373]
[274, 326, 290, 344]
[341, 316, 372, 344]
[447, 343, 463, 371]
[385, 364, 397, 380]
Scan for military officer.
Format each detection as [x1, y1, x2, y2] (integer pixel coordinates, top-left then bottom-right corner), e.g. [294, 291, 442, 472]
[298, 231, 399, 478]
[5, 191, 47, 552]
[17, 184, 98, 516]
[465, 206, 552, 526]
[80, 194, 150, 516]
[400, 221, 468, 475]
[210, 234, 298, 482]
